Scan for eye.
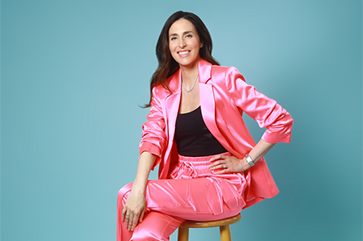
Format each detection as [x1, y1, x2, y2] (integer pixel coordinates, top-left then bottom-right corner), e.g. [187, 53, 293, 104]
[170, 36, 177, 41]
[185, 34, 193, 38]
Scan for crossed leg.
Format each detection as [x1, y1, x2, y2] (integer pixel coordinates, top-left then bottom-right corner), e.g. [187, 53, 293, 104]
[117, 177, 244, 241]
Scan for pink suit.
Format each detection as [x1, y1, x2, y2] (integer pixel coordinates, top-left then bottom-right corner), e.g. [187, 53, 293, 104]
[117, 59, 293, 240]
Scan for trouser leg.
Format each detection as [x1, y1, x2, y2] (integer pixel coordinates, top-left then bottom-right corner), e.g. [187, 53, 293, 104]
[131, 211, 184, 241]
[117, 177, 243, 240]
[144, 177, 243, 220]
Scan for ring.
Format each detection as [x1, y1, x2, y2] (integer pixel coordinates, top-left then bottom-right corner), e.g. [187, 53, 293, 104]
[223, 164, 226, 168]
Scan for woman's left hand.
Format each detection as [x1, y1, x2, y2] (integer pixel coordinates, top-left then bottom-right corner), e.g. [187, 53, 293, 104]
[209, 154, 250, 173]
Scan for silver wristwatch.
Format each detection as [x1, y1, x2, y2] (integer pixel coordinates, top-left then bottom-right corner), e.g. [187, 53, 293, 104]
[245, 154, 255, 166]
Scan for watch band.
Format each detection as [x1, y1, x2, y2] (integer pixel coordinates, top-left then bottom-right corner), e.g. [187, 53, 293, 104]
[245, 154, 255, 166]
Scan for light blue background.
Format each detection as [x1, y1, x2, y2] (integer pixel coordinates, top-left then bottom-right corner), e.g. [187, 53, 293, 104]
[1, 0, 362, 240]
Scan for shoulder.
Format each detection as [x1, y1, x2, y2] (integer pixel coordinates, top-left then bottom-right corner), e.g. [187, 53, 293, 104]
[214, 65, 244, 77]
[151, 72, 179, 100]
[210, 65, 246, 84]
[152, 84, 169, 101]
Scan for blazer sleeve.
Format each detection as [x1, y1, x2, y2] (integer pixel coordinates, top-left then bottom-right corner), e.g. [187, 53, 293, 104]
[139, 87, 167, 169]
[224, 67, 293, 143]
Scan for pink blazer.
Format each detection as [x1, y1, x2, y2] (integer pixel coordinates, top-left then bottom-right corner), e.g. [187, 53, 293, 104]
[139, 58, 293, 208]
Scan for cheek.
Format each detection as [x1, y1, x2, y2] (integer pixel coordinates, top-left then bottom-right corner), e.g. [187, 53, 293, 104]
[191, 42, 200, 55]
[193, 40, 201, 49]
[169, 44, 177, 60]
[169, 42, 176, 52]
[187, 39, 199, 51]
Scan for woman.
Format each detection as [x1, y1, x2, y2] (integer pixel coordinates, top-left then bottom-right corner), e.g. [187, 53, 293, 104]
[117, 11, 293, 241]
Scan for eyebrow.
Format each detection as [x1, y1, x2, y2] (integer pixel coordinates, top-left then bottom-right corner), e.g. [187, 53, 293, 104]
[169, 31, 194, 37]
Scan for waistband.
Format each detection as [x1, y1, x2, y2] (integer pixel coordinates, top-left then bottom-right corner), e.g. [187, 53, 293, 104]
[178, 152, 231, 165]
[170, 152, 231, 179]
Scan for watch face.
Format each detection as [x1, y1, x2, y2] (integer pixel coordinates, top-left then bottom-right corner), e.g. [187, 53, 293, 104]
[246, 156, 254, 166]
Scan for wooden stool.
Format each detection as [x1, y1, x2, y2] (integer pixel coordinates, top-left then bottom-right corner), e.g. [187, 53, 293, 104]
[177, 213, 241, 241]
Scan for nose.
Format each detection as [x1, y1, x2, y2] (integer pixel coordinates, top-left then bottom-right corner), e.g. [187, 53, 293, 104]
[179, 38, 186, 48]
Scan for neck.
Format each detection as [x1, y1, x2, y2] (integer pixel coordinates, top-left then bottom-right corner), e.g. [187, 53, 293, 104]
[180, 57, 200, 85]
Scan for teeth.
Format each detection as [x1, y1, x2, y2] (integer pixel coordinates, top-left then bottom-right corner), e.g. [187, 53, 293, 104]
[179, 51, 189, 55]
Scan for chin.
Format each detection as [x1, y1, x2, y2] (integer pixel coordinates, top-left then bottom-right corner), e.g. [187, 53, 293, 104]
[178, 58, 199, 68]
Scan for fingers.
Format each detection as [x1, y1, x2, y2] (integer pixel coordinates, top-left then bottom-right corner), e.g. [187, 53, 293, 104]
[121, 207, 126, 222]
[122, 193, 147, 231]
[209, 160, 228, 170]
[124, 209, 145, 231]
[209, 155, 226, 162]
[126, 212, 135, 231]
[212, 168, 228, 174]
[139, 211, 145, 223]
[131, 214, 138, 231]
[125, 212, 131, 230]
[209, 155, 239, 173]
[212, 164, 229, 174]
[124, 211, 135, 231]
[209, 155, 227, 170]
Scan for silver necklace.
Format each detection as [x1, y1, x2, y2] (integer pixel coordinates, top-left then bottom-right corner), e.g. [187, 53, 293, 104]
[182, 74, 199, 92]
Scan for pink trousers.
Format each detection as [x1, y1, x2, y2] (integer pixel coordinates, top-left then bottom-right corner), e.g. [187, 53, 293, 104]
[117, 153, 248, 241]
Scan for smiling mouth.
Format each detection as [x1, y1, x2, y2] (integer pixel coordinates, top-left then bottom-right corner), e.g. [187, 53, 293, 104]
[178, 51, 190, 55]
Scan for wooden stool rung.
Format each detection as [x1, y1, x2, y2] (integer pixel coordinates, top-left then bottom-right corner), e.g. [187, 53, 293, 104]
[177, 213, 241, 241]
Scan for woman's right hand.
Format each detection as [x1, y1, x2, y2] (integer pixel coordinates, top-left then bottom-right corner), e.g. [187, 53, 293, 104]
[121, 188, 146, 231]
[122, 152, 156, 231]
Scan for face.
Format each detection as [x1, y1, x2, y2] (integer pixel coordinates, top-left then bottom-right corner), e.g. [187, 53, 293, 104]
[168, 18, 202, 68]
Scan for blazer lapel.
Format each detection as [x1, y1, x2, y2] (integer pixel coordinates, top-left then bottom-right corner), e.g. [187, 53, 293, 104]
[198, 59, 234, 153]
[159, 70, 181, 178]
[165, 92, 180, 141]
[199, 83, 230, 149]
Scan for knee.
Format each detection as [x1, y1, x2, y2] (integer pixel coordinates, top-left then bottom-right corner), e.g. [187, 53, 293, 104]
[118, 182, 133, 202]
[118, 182, 133, 197]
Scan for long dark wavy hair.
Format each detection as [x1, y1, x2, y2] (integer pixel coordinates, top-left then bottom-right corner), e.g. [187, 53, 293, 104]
[144, 11, 219, 107]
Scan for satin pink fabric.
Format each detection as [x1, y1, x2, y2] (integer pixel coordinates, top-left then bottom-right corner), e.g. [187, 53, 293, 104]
[139, 59, 294, 208]
[117, 153, 247, 241]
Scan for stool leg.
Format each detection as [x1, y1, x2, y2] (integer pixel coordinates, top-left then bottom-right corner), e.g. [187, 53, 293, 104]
[178, 227, 189, 241]
[219, 225, 232, 241]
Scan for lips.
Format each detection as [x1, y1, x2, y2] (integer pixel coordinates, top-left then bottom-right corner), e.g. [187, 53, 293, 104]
[178, 51, 189, 55]
[177, 50, 191, 57]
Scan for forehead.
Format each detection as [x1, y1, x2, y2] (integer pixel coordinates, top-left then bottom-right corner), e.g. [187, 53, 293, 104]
[168, 18, 197, 35]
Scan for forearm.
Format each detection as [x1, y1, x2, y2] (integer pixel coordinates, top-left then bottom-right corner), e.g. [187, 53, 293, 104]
[132, 151, 156, 194]
[248, 139, 275, 163]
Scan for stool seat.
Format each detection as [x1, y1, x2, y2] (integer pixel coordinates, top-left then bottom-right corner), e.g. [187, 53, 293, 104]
[178, 213, 241, 241]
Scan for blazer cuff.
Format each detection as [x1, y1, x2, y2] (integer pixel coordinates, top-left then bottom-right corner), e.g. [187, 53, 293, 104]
[262, 131, 292, 143]
[139, 142, 162, 170]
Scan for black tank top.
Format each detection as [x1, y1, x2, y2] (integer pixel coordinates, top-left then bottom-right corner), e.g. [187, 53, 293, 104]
[174, 106, 227, 156]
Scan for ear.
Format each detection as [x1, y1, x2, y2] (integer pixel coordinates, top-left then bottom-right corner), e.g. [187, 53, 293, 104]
[200, 43, 203, 48]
